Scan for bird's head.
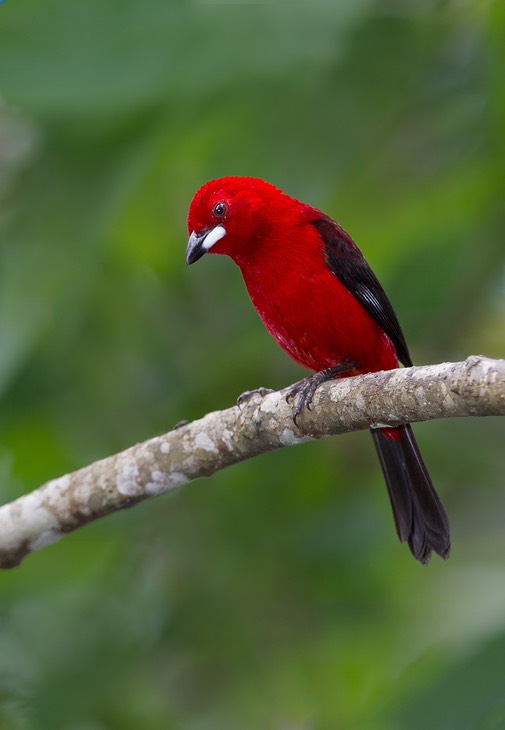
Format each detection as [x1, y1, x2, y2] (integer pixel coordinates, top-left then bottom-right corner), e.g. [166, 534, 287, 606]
[186, 176, 293, 266]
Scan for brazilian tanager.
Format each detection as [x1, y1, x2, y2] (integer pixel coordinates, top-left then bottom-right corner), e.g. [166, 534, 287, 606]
[186, 176, 450, 564]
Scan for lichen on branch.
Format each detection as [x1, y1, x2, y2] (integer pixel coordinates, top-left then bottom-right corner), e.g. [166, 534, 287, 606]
[0, 356, 503, 569]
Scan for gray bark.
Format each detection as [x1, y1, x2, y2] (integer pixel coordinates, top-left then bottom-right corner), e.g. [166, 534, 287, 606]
[0, 355, 503, 569]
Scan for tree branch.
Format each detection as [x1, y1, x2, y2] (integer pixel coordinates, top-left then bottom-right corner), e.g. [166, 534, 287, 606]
[0, 355, 503, 569]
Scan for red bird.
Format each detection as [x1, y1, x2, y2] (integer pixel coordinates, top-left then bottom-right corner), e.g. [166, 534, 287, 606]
[186, 176, 450, 564]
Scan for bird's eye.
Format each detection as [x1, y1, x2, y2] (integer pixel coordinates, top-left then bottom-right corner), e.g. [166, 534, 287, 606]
[213, 202, 227, 218]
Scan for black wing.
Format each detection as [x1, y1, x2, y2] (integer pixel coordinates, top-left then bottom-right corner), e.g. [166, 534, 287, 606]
[311, 216, 412, 367]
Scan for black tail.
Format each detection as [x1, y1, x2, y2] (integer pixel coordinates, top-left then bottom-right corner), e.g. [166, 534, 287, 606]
[371, 425, 450, 564]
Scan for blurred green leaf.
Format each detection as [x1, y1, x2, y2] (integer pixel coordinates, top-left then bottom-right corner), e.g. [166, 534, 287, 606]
[0, 1, 504, 728]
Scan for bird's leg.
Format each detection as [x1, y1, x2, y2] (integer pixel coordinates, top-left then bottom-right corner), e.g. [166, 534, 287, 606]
[237, 387, 274, 408]
[287, 360, 358, 424]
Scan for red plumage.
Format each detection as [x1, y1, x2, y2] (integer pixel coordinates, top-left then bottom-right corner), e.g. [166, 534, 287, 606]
[186, 176, 450, 564]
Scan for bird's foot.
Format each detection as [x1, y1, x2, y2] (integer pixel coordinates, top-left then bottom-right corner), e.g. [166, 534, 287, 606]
[237, 387, 274, 409]
[286, 361, 358, 425]
[173, 419, 190, 430]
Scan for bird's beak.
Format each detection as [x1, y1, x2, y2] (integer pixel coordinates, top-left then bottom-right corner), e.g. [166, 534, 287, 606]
[186, 225, 227, 265]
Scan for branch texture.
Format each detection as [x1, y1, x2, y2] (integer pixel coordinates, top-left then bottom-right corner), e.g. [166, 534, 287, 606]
[0, 356, 503, 569]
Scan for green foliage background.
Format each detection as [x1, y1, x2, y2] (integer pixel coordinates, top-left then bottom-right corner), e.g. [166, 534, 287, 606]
[0, 1, 504, 728]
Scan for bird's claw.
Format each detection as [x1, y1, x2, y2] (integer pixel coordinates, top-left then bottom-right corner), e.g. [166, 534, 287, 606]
[286, 361, 358, 425]
[286, 378, 320, 425]
[173, 419, 190, 430]
[237, 387, 274, 409]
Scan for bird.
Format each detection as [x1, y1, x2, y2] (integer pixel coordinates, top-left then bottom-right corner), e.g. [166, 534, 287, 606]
[185, 176, 450, 564]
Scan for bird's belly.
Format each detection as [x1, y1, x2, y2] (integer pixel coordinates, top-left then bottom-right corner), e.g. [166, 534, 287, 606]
[244, 268, 398, 374]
